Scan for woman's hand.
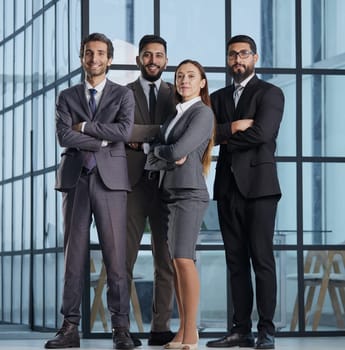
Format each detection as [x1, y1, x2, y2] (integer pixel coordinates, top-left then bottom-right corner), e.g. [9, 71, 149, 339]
[175, 156, 187, 165]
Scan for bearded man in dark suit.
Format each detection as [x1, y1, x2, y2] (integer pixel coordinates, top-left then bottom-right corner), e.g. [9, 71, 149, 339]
[126, 35, 176, 346]
[45, 33, 135, 350]
[206, 35, 284, 350]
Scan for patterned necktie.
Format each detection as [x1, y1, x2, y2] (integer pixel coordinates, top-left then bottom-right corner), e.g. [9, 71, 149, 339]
[149, 83, 156, 122]
[233, 84, 243, 108]
[83, 88, 98, 171]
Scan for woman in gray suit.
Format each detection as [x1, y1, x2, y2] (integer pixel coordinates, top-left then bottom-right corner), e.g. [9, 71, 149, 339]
[146, 59, 214, 350]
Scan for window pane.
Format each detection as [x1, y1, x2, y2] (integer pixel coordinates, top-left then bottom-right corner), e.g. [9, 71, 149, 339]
[32, 95, 44, 170]
[14, 32, 24, 102]
[276, 163, 297, 245]
[3, 111, 13, 179]
[12, 255, 22, 323]
[232, 0, 295, 68]
[69, 0, 81, 72]
[32, 16, 43, 91]
[44, 89, 56, 167]
[13, 180, 23, 251]
[23, 178, 31, 250]
[15, 0, 25, 30]
[24, 25, 33, 96]
[33, 175, 44, 250]
[303, 163, 345, 245]
[303, 75, 345, 157]
[4, 40, 14, 107]
[161, 0, 225, 66]
[4, 0, 14, 37]
[23, 100, 32, 173]
[3, 183, 12, 251]
[302, 0, 345, 68]
[14, 105, 24, 176]
[56, 0, 69, 79]
[44, 5, 56, 85]
[45, 253, 57, 328]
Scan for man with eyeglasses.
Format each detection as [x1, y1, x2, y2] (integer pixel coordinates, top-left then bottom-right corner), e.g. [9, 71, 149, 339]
[206, 35, 284, 350]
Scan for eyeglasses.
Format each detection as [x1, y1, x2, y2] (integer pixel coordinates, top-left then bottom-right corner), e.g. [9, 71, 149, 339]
[228, 50, 254, 59]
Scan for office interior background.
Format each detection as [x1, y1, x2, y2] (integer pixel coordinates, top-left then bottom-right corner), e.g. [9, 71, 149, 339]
[1, 0, 345, 339]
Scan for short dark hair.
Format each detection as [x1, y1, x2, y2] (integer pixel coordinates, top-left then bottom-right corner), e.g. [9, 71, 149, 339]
[138, 34, 167, 54]
[79, 32, 114, 59]
[227, 35, 257, 54]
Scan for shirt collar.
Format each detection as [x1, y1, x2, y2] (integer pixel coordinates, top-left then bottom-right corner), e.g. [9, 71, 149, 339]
[139, 76, 162, 92]
[176, 96, 201, 114]
[85, 78, 107, 93]
[234, 72, 255, 89]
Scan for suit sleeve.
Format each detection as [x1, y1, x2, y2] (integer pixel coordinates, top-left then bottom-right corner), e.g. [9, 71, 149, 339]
[56, 91, 102, 151]
[228, 86, 284, 151]
[83, 88, 135, 143]
[153, 105, 213, 162]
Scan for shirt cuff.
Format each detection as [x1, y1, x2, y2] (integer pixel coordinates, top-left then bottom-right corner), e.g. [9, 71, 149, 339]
[81, 122, 87, 133]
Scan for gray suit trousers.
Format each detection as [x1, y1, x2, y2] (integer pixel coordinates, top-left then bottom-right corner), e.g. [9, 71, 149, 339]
[61, 169, 130, 328]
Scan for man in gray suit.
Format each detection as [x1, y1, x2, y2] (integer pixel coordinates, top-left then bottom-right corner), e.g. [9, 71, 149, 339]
[45, 33, 135, 350]
[126, 35, 176, 346]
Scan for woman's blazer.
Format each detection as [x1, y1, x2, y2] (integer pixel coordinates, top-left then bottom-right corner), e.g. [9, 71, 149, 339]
[153, 100, 214, 190]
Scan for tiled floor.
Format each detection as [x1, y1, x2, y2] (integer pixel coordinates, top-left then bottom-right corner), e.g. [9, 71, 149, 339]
[0, 335, 345, 350]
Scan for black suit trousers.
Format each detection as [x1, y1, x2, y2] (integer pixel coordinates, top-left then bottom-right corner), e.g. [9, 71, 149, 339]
[217, 173, 279, 335]
[61, 168, 130, 328]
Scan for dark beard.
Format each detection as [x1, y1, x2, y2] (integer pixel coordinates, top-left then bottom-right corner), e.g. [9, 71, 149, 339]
[227, 65, 253, 83]
[140, 65, 164, 82]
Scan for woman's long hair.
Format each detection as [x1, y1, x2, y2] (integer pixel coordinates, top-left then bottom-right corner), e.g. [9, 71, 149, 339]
[174, 59, 215, 175]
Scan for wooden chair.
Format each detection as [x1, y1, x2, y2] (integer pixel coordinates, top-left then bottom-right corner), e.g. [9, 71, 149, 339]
[289, 250, 328, 331]
[312, 250, 345, 330]
[90, 258, 144, 332]
[90, 258, 108, 331]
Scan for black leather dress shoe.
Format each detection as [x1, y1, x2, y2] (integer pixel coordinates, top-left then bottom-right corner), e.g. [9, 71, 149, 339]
[255, 333, 275, 349]
[44, 319, 80, 349]
[113, 328, 135, 349]
[206, 332, 255, 348]
[130, 333, 142, 347]
[148, 331, 175, 345]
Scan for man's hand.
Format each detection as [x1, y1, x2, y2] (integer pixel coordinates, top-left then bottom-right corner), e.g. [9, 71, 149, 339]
[231, 119, 254, 134]
[128, 142, 142, 151]
[72, 122, 83, 132]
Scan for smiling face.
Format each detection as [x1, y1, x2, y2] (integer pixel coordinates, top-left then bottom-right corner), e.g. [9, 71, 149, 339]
[136, 42, 168, 82]
[175, 62, 206, 102]
[227, 42, 258, 83]
[81, 40, 112, 84]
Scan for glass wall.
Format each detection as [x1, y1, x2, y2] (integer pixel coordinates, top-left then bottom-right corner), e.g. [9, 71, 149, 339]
[1, 0, 345, 337]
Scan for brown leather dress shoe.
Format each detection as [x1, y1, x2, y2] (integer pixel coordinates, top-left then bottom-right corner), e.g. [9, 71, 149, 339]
[206, 332, 255, 348]
[113, 327, 135, 349]
[44, 319, 80, 349]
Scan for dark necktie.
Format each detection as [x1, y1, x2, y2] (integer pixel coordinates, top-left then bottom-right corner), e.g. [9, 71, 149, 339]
[89, 88, 97, 117]
[233, 84, 243, 108]
[83, 88, 97, 171]
[149, 83, 156, 122]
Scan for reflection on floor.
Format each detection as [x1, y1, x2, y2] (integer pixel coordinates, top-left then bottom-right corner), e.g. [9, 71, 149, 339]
[0, 333, 345, 350]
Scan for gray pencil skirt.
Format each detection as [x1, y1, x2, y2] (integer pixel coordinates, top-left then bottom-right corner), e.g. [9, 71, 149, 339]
[161, 188, 209, 260]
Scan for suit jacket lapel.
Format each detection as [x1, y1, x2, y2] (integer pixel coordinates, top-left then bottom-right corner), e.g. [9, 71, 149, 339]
[93, 80, 109, 120]
[235, 75, 259, 115]
[133, 79, 150, 123]
[156, 81, 174, 124]
[76, 84, 92, 121]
